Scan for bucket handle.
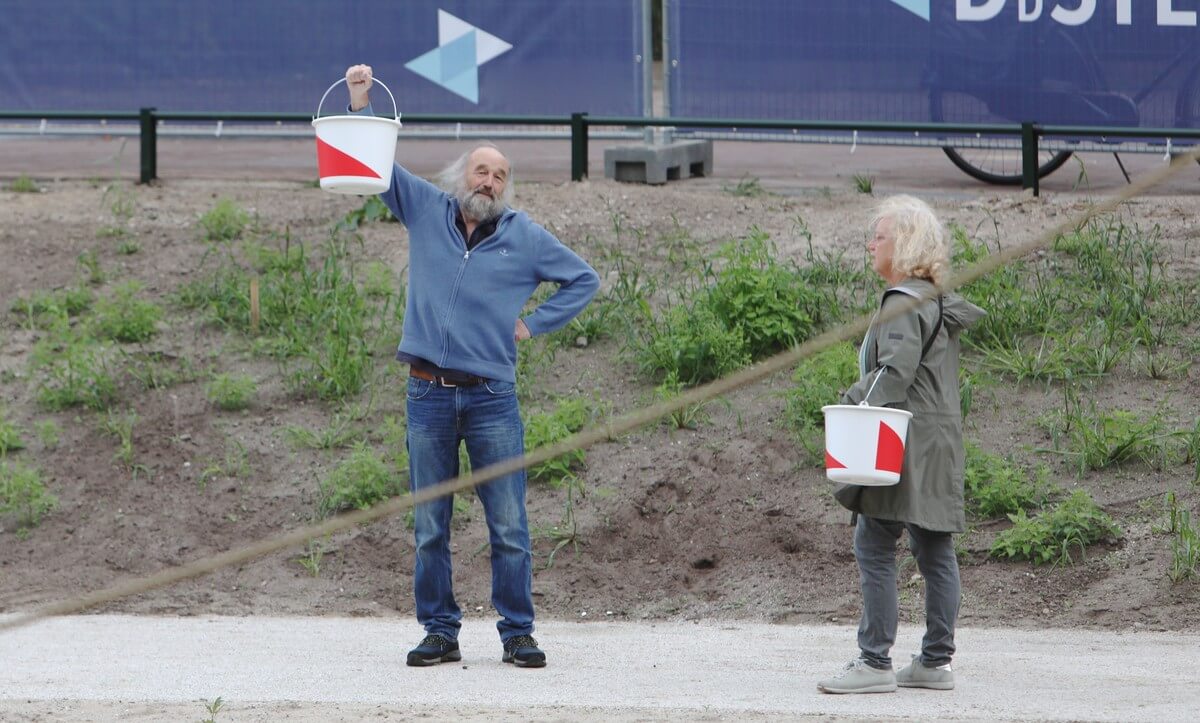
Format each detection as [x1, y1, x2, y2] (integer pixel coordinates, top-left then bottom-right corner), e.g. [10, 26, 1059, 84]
[860, 365, 887, 407]
[314, 77, 401, 122]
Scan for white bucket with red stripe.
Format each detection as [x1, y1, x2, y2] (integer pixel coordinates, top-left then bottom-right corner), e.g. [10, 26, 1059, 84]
[821, 404, 913, 486]
[312, 77, 401, 195]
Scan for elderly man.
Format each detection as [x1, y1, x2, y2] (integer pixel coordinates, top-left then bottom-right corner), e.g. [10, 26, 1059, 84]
[345, 64, 599, 669]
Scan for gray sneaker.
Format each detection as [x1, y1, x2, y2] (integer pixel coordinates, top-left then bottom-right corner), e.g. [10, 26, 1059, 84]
[817, 658, 897, 694]
[896, 655, 955, 690]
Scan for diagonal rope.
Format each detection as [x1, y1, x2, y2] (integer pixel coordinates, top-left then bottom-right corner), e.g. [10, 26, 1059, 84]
[2, 149, 1196, 634]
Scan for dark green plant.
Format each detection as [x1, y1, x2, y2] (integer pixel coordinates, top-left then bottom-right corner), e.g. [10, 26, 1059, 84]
[633, 300, 750, 386]
[524, 398, 593, 486]
[705, 230, 824, 360]
[339, 195, 395, 229]
[318, 442, 404, 516]
[964, 442, 1053, 518]
[852, 174, 875, 194]
[990, 489, 1121, 565]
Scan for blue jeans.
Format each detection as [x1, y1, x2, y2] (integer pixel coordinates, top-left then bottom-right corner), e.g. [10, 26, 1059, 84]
[405, 376, 534, 643]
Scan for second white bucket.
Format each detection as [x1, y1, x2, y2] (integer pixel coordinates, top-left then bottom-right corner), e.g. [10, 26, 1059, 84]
[821, 404, 914, 486]
[312, 77, 402, 195]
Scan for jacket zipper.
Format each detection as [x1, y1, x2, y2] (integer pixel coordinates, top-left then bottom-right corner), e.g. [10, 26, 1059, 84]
[437, 212, 510, 365]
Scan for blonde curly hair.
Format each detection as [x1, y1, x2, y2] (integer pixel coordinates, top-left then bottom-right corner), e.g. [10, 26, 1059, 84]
[869, 194, 949, 285]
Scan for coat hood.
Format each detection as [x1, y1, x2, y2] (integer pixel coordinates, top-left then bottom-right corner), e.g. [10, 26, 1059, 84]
[892, 277, 986, 333]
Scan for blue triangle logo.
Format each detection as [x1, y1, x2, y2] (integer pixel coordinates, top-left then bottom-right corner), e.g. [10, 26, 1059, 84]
[888, 0, 929, 21]
[405, 48, 444, 88]
[443, 70, 479, 103]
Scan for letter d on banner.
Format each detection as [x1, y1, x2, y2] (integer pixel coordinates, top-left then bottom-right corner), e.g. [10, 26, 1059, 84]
[1019, 0, 1043, 21]
[957, 0, 1005, 21]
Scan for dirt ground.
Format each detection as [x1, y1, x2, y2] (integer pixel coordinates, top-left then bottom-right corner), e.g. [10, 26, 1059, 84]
[1, 139, 1198, 640]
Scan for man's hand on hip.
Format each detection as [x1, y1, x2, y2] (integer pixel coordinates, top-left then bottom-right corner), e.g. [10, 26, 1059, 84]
[514, 319, 531, 342]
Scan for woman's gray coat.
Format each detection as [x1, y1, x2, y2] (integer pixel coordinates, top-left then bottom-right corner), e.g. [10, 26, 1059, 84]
[833, 277, 986, 533]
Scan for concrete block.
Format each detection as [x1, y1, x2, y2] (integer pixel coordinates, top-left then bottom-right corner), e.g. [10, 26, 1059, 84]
[603, 140, 713, 185]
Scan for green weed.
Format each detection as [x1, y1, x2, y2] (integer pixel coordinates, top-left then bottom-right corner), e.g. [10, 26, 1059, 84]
[9, 286, 93, 329]
[1159, 492, 1200, 582]
[632, 300, 750, 386]
[0, 460, 57, 534]
[359, 261, 396, 299]
[318, 442, 403, 516]
[964, 442, 1053, 518]
[92, 282, 163, 343]
[990, 489, 1121, 565]
[705, 230, 825, 359]
[339, 196, 395, 229]
[8, 175, 38, 193]
[201, 696, 224, 723]
[525, 398, 594, 486]
[101, 409, 140, 472]
[206, 373, 257, 411]
[296, 537, 329, 577]
[0, 412, 25, 457]
[654, 370, 715, 430]
[723, 175, 766, 197]
[199, 198, 251, 242]
[76, 249, 105, 286]
[852, 174, 875, 194]
[31, 335, 119, 411]
[198, 440, 250, 492]
[1039, 398, 1178, 475]
[35, 420, 60, 450]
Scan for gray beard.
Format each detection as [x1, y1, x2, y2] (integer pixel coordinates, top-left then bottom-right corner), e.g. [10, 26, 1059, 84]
[459, 189, 505, 223]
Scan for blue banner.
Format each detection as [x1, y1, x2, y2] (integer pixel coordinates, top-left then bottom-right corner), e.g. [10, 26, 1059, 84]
[0, 0, 644, 115]
[668, 0, 1200, 130]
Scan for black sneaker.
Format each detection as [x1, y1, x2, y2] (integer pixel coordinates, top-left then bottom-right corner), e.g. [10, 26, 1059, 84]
[501, 634, 546, 668]
[406, 634, 461, 667]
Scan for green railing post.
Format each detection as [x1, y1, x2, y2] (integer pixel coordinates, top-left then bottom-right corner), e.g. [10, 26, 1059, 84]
[570, 112, 588, 181]
[139, 107, 157, 184]
[1020, 121, 1039, 197]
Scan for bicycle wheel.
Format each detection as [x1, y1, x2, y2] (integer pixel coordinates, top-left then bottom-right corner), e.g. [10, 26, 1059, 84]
[930, 88, 1073, 185]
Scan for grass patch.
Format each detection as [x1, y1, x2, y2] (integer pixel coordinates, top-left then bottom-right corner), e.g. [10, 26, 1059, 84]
[1159, 492, 1200, 582]
[206, 373, 257, 411]
[0, 460, 57, 535]
[8, 175, 38, 193]
[318, 442, 404, 516]
[525, 397, 597, 486]
[199, 198, 252, 242]
[92, 282, 162, 343]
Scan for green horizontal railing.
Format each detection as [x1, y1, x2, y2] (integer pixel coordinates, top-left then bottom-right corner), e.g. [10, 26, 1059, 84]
[6, 108, 1200, 195]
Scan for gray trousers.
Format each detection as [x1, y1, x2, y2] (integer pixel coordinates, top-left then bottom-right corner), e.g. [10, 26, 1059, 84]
[854, 515, 960, 669]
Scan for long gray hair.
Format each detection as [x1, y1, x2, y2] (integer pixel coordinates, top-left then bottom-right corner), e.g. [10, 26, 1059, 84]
[435, 142, 516, 208]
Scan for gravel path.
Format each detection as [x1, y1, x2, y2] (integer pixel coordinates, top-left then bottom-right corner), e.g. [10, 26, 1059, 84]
[1, 615, 1194, 721]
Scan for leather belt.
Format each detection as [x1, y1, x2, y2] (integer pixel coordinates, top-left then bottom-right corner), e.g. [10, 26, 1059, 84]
[410, 367, 485, 387]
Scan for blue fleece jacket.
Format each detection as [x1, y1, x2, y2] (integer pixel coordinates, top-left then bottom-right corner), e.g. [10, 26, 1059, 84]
[377, 162, 599, 383]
